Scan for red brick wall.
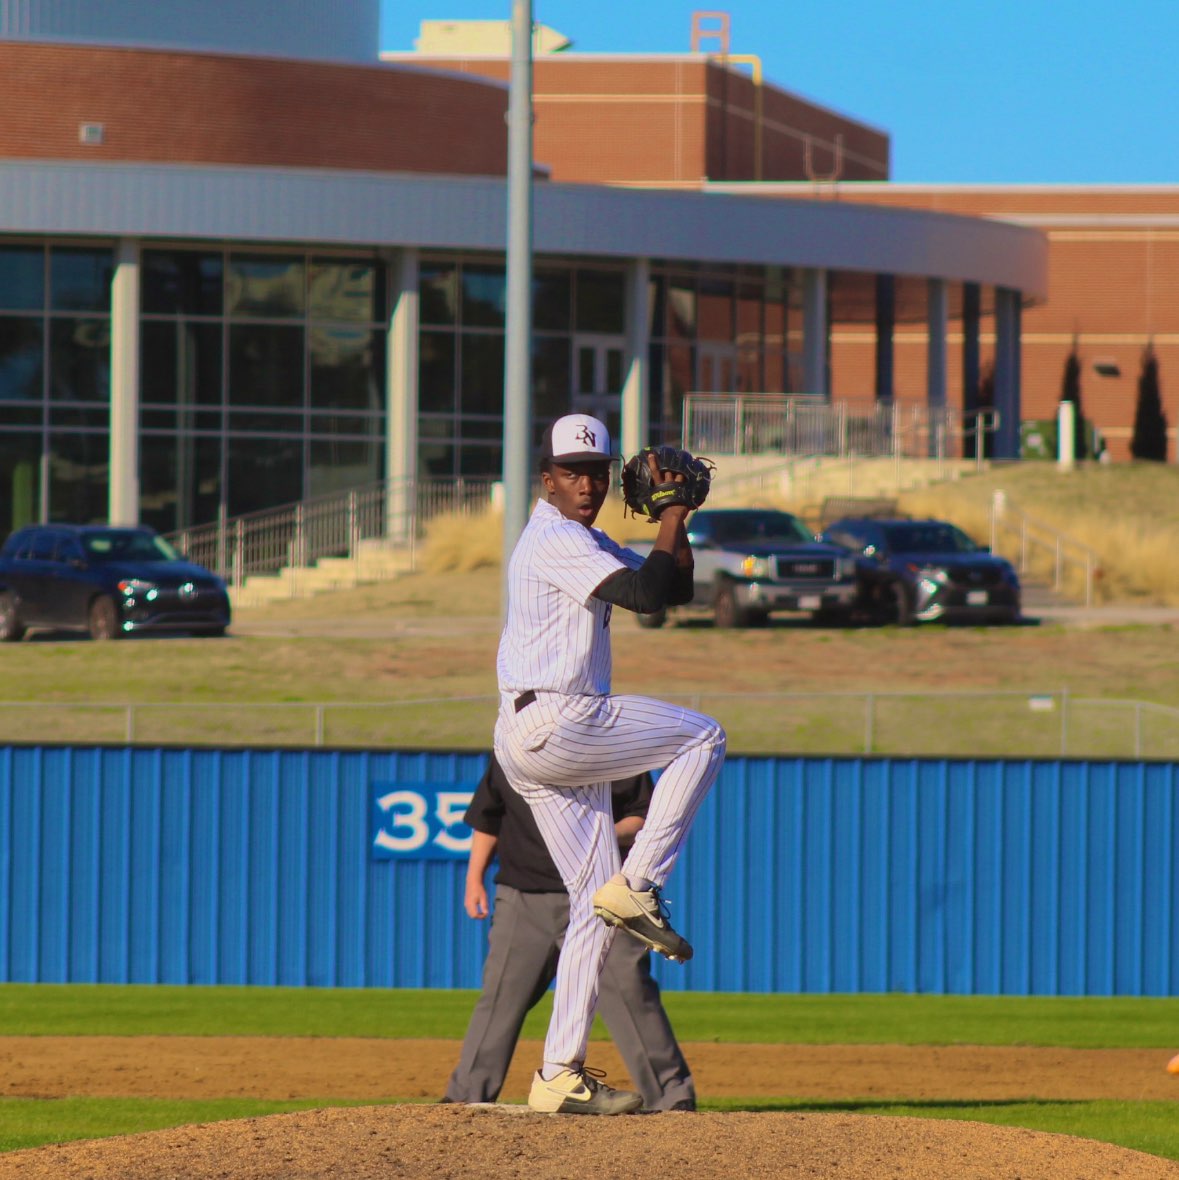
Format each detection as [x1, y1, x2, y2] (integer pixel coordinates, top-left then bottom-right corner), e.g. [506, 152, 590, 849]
[404, 56, 888, 185]
[0, 42, 508, 174]
[828, 187, 1179, 460]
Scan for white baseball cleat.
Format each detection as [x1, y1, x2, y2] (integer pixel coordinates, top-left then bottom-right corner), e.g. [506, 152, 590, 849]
[527, 1067, 642, 1115]
[592, 877, 694, 963]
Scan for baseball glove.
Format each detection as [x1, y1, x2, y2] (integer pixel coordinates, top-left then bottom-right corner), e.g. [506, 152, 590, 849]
[621, 445, 715, 521]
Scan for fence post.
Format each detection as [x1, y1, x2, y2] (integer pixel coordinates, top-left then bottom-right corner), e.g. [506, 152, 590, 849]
[1060, 687, 1069, 756]
[864, 692, 875, 754]
[1134, 702, 1143, 758]
[233, 519, 244, 591]
[126, 703, 135, 744]
[315, 704, 325, 747]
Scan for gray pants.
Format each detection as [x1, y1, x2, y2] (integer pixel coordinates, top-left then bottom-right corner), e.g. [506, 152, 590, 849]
[444, 884, 696, 1111]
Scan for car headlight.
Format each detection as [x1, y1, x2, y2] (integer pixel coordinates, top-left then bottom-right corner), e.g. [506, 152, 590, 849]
[741, 555, 773, 579]
[908, 564, 949, 588]
[117, 579, 159, 601]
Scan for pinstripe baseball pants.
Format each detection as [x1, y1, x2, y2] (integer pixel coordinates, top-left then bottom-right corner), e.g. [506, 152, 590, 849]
[494, 690, 725, 1070]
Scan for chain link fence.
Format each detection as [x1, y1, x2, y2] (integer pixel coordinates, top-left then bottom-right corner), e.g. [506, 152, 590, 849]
[3, 691, 1177, 760]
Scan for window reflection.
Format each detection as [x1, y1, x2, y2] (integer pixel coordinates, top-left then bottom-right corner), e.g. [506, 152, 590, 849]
[49, 318, 110, 402]
[0, 317, 43, 400]
[48, 432, 109, 523]
[0, 247, 45, 311]
[228, 324, 303, 408]
[50, 248, 113, 312]
[142, 251, 223, 316]
[226, 255, 305, 318]
[461, 265, 506, 328]
[309, 326, 382, 411]
[309, 260, 381, 322]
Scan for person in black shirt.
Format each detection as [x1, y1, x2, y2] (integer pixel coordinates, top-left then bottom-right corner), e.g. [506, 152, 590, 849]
[442, 754, 696, 1111]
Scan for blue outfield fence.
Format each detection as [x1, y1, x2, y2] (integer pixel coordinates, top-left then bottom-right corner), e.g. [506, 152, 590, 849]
[0, 747, 1176, 995]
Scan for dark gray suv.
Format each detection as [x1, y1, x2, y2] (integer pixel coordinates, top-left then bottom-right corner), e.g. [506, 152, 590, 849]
[0, 524, 231, 640]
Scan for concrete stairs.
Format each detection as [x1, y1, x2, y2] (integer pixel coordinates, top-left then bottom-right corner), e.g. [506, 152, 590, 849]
[229, 538, 414, 608]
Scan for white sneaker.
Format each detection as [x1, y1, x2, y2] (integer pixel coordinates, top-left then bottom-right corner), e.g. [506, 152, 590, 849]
[528, 1067, 643, 1115]
[592, 877, 693, 962]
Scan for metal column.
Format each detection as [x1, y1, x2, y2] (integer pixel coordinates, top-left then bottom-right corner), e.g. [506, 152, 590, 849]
[109, 238, 140, 525]
[926, 278, 948, 457]
[802, 268, 828, 397]
[386, 249, 419, 544]
[621, 257, 651, 460]
[993, 287, 1022, 460]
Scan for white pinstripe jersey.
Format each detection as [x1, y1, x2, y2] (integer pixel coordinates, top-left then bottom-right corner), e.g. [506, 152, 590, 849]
[497, 498, 644, 695]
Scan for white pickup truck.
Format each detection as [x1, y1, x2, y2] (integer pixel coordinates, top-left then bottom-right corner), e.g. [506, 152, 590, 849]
[627, 507, 858, 628]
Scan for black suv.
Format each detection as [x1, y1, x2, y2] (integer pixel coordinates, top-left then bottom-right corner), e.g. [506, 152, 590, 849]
[819, 517, 1021, 625]
[0, 524, 231, 640]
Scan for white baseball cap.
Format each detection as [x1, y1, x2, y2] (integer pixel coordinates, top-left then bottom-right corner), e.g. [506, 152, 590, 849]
[540, 413, 615, 465]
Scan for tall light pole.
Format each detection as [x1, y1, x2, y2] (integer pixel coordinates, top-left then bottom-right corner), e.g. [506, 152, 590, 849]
[501, 0, 534, 598]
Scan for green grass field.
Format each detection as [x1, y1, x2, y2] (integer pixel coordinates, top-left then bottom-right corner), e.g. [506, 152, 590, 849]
[1, 986, 1177, 1159]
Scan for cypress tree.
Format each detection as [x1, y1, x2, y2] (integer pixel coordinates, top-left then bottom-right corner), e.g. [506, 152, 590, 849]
[1130, 345, 1168, 461]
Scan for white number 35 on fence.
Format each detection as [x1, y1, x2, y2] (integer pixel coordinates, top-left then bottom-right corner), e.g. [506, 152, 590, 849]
[370, 784, 475, 860]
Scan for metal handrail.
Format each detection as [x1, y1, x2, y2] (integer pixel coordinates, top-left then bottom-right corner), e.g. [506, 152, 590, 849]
[165, 476, 498, 590]
[989, 490, 1102, 606]
[682, 394, 999, 465]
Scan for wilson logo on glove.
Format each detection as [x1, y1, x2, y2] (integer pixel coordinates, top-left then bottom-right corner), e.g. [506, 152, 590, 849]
[621, 446, 715, 521]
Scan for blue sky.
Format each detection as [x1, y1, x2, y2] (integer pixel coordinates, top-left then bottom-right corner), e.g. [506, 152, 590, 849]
[381, 1, 1179, 184]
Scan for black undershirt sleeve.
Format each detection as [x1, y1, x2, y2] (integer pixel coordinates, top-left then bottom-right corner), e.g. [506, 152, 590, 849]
[594, 550, 695, 613]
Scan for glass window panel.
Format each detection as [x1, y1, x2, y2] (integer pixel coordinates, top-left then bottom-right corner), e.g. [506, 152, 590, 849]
[577, 346, 595, 394]
[139, 433, 222, 534]
[460, 332, 504, 416]
[309, 259, 382, 322]
[659, 344, 693, 440]
[0, 246, 45, 311]
[737, 344, 762, 394]
[49, 318, 110, 402]
[531, 336, 570, 422]
[533, 269, 571, 331]
[0, 433, 41, 533]
[227, 435, 302, 516]
[458, 444, 502, 477]
[575, 270, 625, 334]
[226, 255, 305, 318]
[141, 320, 222, 408]
[140, 408, 222, 431]
[666, 280, 696, 340]
[419, 331, 456, 413]
[228, 324, 304, 408]
[460, 418, 506, 440]
[309, 438, 382, 498]
[48, 432, 108, 523]
[308, 413, 379, 436]
[647, 275, 666, 339]
[228, 411, 303, 434]
[0, 407, 41, 427]
[418, 416, 453, 440]
[461, 264, 506, 329]
[50, 248, 113, 312]
[52, 408, 109, 431]
[419, 262, 458, 326]
[141, 250, 223, 316]
[606, 348, 623, 391]
[0, 316, 43, 400]
[309, 326, 383, 412]
[698, 281, 734, 341]
[418, 440, 455, 478]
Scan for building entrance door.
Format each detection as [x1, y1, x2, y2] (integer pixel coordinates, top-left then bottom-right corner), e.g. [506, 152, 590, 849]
[572, 334, 625, 445]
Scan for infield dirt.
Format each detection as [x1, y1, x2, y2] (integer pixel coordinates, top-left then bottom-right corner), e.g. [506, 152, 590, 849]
[2, 1036, 1178, 1179]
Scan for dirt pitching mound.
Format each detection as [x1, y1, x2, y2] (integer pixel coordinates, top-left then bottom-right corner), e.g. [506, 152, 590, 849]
[2, 1104, 1178, 1180]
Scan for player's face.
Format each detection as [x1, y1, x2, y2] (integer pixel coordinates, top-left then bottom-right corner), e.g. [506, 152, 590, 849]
[543, 461, 612, 527]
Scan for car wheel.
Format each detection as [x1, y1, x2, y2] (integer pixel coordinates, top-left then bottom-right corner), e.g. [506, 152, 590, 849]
[197, 626, 228, 638]
[713, 582, 749, 629]
[886, 581, 915, 627]
[635, 608, 667, 630]
[0, 592, 25, 642]
[87, 596, 121, 641]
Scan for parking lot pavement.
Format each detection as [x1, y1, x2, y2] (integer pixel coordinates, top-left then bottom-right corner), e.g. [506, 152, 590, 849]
[1020, 584, 1179, 629]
